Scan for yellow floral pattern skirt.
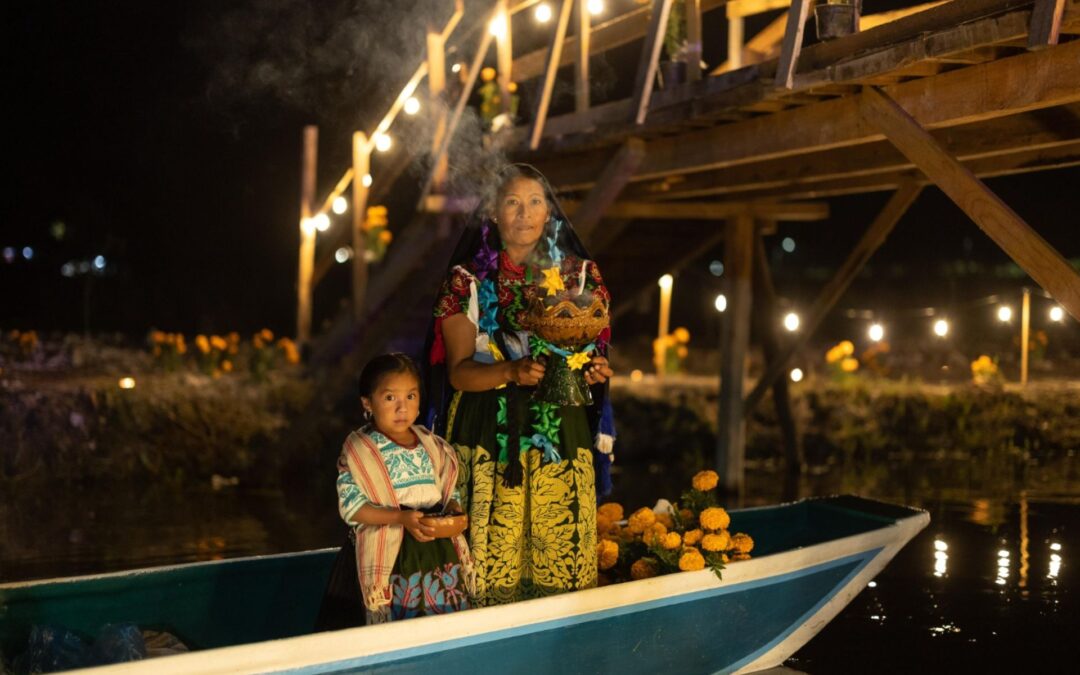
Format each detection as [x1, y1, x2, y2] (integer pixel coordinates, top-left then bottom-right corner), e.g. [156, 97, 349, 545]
[449, 389, 597, 606]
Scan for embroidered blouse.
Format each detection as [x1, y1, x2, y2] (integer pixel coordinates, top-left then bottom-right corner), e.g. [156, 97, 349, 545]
[336, 429, 461, 523]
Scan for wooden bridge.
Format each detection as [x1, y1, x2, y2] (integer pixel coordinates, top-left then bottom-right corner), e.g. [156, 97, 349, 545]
[294, 0, 1080, 497]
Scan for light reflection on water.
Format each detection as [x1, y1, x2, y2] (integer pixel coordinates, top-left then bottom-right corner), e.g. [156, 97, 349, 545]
[0, 465, 1075, 672]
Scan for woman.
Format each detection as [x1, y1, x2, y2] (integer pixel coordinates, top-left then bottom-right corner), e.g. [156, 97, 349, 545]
[427, 164, 616, 606]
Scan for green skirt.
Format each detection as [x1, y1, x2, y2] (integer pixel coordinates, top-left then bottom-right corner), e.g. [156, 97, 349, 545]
[380, 534, 470, 622]
[448, 387, 597, 606]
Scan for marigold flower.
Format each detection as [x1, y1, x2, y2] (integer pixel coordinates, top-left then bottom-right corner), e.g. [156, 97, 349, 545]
[151, 330, 166, 344]
[673, 327, 690, 344]
[259, 328, 274, 342]
[683, 528, 703, 546]
[661, 532, 682, 550]
[598, 502, 624, 522]
[597, 539, 619, 571]
[221, 360, 234, 373]
[702, 531, 731, 553]
[841, 357, 859, 373]
[678, 547, 706, 572]
[253, 336, 265, 350]
[210, 335, 227, 351]
[731, 533, 754, 554]
[643, 522, 668, 545]
[378, 229, 393, 243]
[699, 507, 730, 532]
[839, 340, 854, 356]
[692, 470, 719, 492]
[731, 552, 751, 561]
[630, 558, 659, 580]
[627, 507, 656, 534]
[195, 335, 210, 354]
[654, 512, 675, 529]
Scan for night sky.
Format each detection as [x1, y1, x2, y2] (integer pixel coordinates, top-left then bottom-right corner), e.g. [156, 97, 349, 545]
[4, 1, 1078, 339]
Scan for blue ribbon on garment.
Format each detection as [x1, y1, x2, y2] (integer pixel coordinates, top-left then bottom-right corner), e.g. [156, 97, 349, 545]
[527, 433, 561, 464]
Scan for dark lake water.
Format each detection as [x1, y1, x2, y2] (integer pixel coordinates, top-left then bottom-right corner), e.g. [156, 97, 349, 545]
[1, 462, 1076, 673]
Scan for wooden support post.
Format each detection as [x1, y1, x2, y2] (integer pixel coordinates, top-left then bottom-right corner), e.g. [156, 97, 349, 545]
[744, 182, 922, 413]
[1029, 0, 1066, 48]
[752, 229, 804, 496]
[728, 16, 745, 71]
[496, 0, 513, 117]
[296, 125, 318, 344]
[717, 214, 754, 499]
[686, 0, 702, 81]
[351, 132, 371, 322]
[631, 0, 674, 125]
[427, 27, 448, 194]
[1021, 287, 1031, 385]
[530, 0, 574, 149]
[774, 0, 812, 88]
[570, 138, 647, 244]
[576, 0, 591, 112]
[863, 87, 1080, 322]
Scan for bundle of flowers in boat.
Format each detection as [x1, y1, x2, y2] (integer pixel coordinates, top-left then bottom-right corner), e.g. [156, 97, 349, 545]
[596, 469, 754, 584]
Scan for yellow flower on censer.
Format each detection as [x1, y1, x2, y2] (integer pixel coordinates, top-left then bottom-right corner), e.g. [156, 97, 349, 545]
[630, 558, 659, 580]
[692, 470, 719, 492]
[597, 539, 619, 571]
[683, 529, 703, 546]
[627, 507, 656, 534]
[700, 507, 731, 532]
[661, 532, 682, 550]
[679, 547, 706, 572]
[598, 503, 624, 522]
[702, 531, 732, 553]
[539, 266, 565, 297]
[567, 351, 591, 371]
[731, 533, 755, 554]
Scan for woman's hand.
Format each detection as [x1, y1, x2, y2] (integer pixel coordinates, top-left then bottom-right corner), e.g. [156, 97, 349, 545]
[508, 358, 546, 386]
[398, 509, 437, 542]
[584, 356, 614, 385]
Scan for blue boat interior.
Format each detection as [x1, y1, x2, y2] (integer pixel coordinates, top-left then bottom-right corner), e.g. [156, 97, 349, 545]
[0, 496, 920, 663]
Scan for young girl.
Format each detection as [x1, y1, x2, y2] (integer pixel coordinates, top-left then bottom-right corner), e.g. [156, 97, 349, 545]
[319, 353, 473, 626]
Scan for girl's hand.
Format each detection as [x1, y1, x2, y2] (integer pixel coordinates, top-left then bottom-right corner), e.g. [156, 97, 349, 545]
[508, 358, 545, 386]
[584, 356, 614, 385]
[398, 509, 436, 542]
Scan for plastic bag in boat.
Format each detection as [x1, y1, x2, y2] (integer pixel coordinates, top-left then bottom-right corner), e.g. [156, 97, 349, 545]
[13, 625, 91, 673]
[92, 624, 146, 664]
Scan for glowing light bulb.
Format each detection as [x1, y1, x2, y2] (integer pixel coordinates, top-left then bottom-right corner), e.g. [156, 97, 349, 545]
[790, 368, 804, 383]
[868, 323, 884, 342]
[488, 15, 507, 38]
[781, 237, 796, 253]
[714, 294, 727, 312]
[313, 213, 331, 232]
[1049, 306, 1064, 322]
[1050, 542, 1062, 551]
[783, 312, 800, 332]
[933, 319, 949, 337]
[658, 274, 673, 291]
[301, 218, 316, 236]
[334, 247, 352, 263]
[934, 539, 948, 552]
[404, 96, 420, 115]
[362, 173, 373, 188]
[997, 306, 1013, 322]
[708, 260, 724, 277]
[374, 133, 392, 152]
[535, 3, 552, 22]
[451, 63, 462, 73]
[118, 377, 136, 390]
[587, 0, 604, 16]
[93, 255, 106, 270]
[22, 246, 34, 260]
[332, 196, 348, 215]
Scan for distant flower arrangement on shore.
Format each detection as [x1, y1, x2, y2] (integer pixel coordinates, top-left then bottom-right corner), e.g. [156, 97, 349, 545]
[150, 329, 299, 377]
[596, 469, 754, 585]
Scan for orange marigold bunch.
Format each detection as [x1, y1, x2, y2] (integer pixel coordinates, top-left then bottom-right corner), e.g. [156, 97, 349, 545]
[630, 558, 659, 580]
[683, 529, 703, 546]
[627, 507, 656, 534]
[699, 507, 730, 532]
[731, 533, 754, 554]
[660, 532, 682, 550]
[691, 470, 719, 492]
[701, 531, 732, 553]
[597, 539, 619, 571]
[678, 547, 706, 572]
[598, 502, 624, 522]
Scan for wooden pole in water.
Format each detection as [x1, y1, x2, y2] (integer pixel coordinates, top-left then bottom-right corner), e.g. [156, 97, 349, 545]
[352, 132, 371, 322]
[1021, 287, 1031, 386]
[296, 125, 318, 344]
[717, 214, 754, 500]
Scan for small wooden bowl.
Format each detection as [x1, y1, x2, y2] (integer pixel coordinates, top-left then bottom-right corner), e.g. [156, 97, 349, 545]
[419, 513, 468, 539]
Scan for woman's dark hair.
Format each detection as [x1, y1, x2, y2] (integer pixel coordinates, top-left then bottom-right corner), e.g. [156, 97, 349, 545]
[358, 352, 422, 399]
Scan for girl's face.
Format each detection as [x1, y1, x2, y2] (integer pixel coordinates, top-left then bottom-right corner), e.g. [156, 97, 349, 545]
[361, 371, 420, 440]
[494, 177, 550, 251]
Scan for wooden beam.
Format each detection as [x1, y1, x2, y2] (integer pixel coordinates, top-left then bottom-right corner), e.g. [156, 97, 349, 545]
[1029, 0, 1067, 47]
[562, 199, 830, 221]
[727, 16, 745, 71]
[296, 125, 317, 344]
[351, 132, 371, 322]
[714, 11, 787, 74]
[585, 218, 632, 253]
[744, 182, 923, 414]
[727, 0, 790, 19]
[863, 86, 1080, 321]
[686, 0, 703, 81]
[859, 1, 948, 30]
[534, 42, 1080, 190]
[530, 0, 574, 149]
[717, 214, 755, 498]
[774, 0, 812, 89]
[631, 0, 674, 125]
[496, 0, 514, 116]
[576, 0, 591, 112]
[569, 138, 647, 243]
[427, 26, 449, 193]
[625, 106, 1080, 201]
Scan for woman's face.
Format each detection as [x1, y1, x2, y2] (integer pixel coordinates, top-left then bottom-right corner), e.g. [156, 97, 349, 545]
[494, 177, 550, 251]
[361, 371, 420, 440]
